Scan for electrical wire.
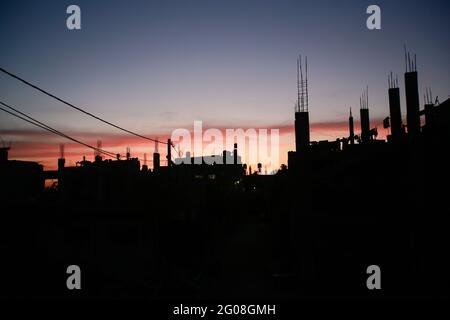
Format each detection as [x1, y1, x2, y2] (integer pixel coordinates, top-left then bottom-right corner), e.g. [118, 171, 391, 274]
[0, 66, 167, 144]
[0, 101, 118, 159]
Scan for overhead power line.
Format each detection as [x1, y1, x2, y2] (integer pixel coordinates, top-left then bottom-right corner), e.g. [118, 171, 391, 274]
[0, 66, 168, 145]
[0, 100, 118, 159]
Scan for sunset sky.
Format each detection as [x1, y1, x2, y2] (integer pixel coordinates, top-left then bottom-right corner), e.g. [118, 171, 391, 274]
[1, 0, 449, 170]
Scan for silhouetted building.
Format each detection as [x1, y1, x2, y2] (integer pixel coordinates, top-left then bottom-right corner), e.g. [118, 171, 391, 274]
[388, 74, 403, 141]
[424, 103, 434, 129]
[349, 108, 355, 145]
[174, 150, 242, 166]
[404, 52, 421, 136]
[359, 87, 371, 143]
[58, 157, 65, 170]
[153, 152, 160, 171]
[0, 147, 9, 162]
[172, 145, 244, 180]
[295, 111, 310, 153]
[57, 156, 141, 203]
[360, 108, 370, 143]
[167, 139, 172, 167]
[423, 97, 450, 141]
[0, 147, 44, 201]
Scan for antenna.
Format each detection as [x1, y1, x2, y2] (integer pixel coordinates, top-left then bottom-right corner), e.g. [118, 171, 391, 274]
[366, 85, 369, 109]
[296, 57, 300, 112]
[305, 56, 309, 112]
[389, 72, 398, 89]
[144, 153, 147, 166]
[59, 143, 65, 159]
[299, 54, 304, 112]
[96, 140, 102, 158]
[404, 44, 408, 72]
[404, 46, 418, 73]
[408, 52, 411, 72]
[360, 87, 369, 110]
[361, 89, 365, 109]
[364, 89, 366, 109]
[361, 91, 364, 109]
[155, 138, 159, 153]
[296, 54, 309, 113]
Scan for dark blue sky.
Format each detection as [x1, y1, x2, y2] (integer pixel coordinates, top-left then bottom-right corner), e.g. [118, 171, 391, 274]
[0, 0, 449, 163]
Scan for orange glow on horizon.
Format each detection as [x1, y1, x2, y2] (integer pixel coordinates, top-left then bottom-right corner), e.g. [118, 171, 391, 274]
[3, 118, 388, 172]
